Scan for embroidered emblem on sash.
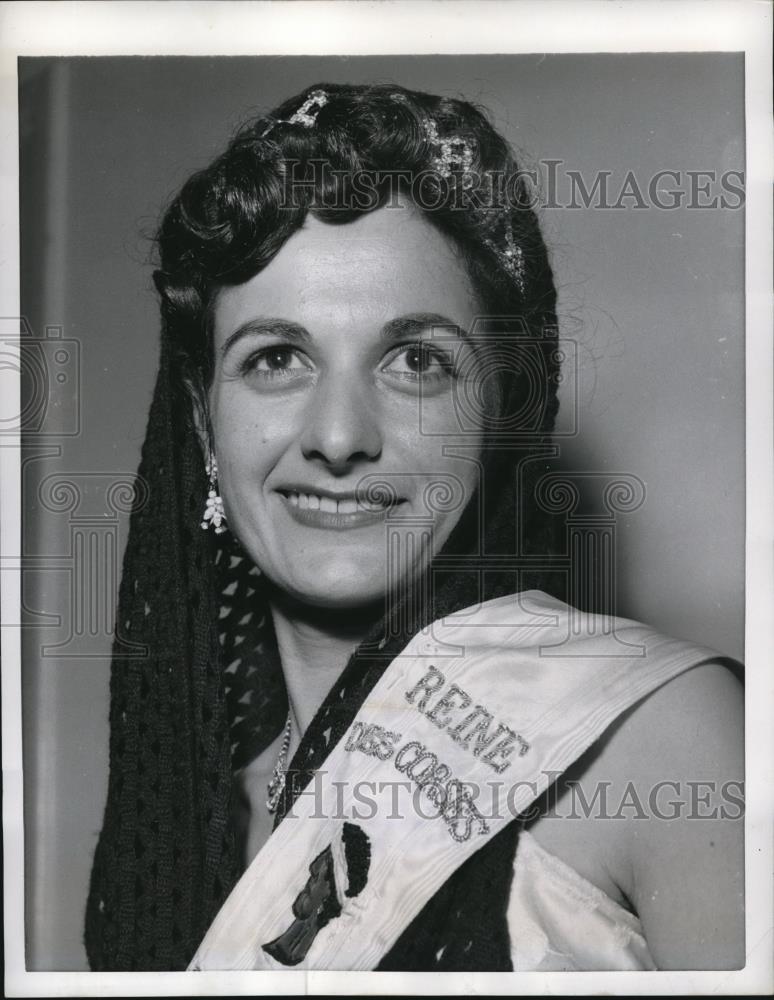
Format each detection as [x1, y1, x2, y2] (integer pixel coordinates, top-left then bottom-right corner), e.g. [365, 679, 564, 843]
[262, 822, 371, 966]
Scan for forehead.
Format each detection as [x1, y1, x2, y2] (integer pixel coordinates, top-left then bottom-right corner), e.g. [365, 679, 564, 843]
[212, 203, 480, 339]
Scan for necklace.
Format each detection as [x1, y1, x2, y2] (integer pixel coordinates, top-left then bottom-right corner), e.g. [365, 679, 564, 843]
[266, 713, 292, 814]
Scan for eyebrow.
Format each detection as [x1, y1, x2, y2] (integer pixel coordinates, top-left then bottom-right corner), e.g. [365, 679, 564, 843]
[219, 312, 469, 357]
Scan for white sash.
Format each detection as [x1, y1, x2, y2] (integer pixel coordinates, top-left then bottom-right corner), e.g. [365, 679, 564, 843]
[190, 590, 724, 971]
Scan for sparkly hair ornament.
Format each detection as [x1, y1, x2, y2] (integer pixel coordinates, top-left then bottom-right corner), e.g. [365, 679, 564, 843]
[485, 216, 526, 295]
[421, 117, 475, 178]
[408, 99, 527, 296]
[260, 88, 329, 138]
[287, 89, 329, 127]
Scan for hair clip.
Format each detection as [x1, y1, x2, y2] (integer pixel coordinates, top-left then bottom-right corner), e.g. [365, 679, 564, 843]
[259, 89, 329, 139]
[417, 115, 475, 179]
[287, 89, 329, 127]
[409, 101, 526, 295]
[490, 216, 526, 295]
[425, 120, 474, 177]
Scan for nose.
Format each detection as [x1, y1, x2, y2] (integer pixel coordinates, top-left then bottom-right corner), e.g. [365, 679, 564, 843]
[299, 370, 383, 471]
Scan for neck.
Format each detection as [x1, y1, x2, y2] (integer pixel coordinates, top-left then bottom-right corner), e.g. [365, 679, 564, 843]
[267, 588, 384, 738]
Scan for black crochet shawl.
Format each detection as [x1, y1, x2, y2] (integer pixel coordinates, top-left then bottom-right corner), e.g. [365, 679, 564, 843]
[84, 323, 562, 971]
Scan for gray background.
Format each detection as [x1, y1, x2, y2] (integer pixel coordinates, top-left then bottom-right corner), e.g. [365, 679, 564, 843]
[19, 54, 744, 969]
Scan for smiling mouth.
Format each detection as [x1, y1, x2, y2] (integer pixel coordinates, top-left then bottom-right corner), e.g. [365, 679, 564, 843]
[279, 490, 402, 514]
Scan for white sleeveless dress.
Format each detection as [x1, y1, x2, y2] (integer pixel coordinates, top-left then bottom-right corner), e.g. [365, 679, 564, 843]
[508, 830, 655, 970]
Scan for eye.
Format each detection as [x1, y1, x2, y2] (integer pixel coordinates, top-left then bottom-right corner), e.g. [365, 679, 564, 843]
[382, 342, 456, 383]
[240, 345, 312, 381]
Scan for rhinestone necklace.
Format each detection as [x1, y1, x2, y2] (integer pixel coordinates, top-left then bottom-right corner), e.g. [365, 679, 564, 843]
[266, 713, 292, 814]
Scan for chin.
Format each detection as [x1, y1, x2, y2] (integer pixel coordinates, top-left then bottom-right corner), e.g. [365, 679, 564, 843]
[301, 590, 385, 612]
[288, 564, 388, 611]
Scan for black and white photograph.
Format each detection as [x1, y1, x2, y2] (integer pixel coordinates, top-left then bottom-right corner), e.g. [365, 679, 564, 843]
[2, 2, 772, 995]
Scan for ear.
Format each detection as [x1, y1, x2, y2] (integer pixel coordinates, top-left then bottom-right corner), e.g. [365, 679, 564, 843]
[186, 375, 212, 462]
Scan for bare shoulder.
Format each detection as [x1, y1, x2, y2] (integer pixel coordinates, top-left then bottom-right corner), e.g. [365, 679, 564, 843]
[601, 660, 745, 969]
[525, 660, 745, 969]
[613, 659, 743, 772]
[600, 659, 745, 854]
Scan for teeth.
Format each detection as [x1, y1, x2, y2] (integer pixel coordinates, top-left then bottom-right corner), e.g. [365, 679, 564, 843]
[285, 491, 394, 514]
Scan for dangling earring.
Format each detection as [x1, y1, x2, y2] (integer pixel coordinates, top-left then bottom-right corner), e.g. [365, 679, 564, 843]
[201, 455, 227, 534]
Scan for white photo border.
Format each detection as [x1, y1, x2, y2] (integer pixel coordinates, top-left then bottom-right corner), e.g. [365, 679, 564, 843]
[1, 1, 772, 996]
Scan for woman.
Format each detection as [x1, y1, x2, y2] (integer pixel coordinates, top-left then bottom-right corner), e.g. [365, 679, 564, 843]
[84, 83, 744, 972]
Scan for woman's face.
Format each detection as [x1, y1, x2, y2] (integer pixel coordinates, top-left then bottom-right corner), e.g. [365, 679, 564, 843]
[208, 201, 486, 610]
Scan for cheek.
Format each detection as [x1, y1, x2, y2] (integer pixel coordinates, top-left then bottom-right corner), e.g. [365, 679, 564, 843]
[209, 391, 297, 497]
[389, 395, 483, 517]
[383, 382, 469, 441]
[432, 453, 483, 528]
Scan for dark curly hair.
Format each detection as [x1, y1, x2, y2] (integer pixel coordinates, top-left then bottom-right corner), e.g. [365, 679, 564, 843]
[152, 82, 559, 434]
